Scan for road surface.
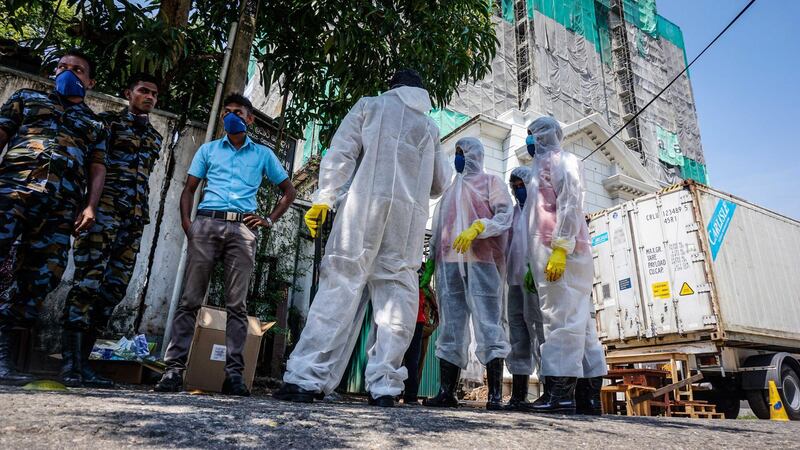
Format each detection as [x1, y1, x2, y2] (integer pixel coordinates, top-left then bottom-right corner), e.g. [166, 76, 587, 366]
[0, 385, 797, 449]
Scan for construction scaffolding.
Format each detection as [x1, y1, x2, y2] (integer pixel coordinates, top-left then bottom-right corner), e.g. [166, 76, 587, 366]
[447, 0, 707, 185]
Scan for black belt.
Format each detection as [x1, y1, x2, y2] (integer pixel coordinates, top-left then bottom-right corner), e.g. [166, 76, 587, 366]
[197, 209, 248, 222]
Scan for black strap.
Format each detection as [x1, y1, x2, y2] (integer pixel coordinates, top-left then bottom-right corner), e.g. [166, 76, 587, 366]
[197, 209, 246, 222]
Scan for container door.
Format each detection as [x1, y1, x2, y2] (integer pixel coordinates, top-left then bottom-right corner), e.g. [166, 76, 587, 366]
[590, 206, 647, 342]
[628, 189, 716, 337]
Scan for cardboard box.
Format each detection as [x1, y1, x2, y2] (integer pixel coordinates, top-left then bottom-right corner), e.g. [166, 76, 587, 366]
[88, 360, 150, 384]
[184, 306, 274, 392]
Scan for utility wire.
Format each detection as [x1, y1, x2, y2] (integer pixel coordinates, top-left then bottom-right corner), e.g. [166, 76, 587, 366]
[582, 0, 757, 162]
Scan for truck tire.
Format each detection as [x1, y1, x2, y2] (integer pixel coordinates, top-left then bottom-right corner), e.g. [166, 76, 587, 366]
[744, 390, 770, 420]
[781, 364, 800, 420]
[695, 385, 741, 419]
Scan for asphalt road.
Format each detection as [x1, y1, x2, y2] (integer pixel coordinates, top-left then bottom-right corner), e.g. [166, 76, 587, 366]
[0, 385, 797, 449]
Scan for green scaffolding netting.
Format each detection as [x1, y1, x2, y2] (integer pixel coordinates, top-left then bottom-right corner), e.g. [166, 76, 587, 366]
[501, 0, 515, 22]
[681, 156, 708, 185]
[518, 1, 687, 64]
[530, 0, 602, 52]
[657, 14, 690, 73]
[623, 0, 656, 36]
[656, 125, 683, 167]
[429, 108, 472, 137]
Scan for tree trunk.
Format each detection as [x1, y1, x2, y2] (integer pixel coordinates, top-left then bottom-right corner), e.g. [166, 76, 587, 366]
[158, 0, 191, 27]
[215, 0, 261, 137]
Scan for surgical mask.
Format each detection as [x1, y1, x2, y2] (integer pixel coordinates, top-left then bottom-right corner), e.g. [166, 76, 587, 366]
[55, 70, 85, 98]
[454, 153, 465, 173]
[223, 112, 247, 134]
[526, 134, 536, 157]
[514, 186, 527, 207]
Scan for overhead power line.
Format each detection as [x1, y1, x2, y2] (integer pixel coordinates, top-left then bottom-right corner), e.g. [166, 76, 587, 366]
[582, 0, 757, 162]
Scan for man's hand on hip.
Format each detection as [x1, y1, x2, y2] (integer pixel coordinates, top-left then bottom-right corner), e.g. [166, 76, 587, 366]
[244, 214, 271, 230]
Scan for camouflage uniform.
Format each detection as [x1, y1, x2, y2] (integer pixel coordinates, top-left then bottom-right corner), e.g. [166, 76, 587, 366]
[0, 89, 107, 327]
[63, 109, 163, 333]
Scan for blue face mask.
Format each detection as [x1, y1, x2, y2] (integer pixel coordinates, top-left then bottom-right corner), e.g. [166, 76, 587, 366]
[526, 134, 536, 157]
[514, 186, 527, 207]
[55, 70, 85, 98]
[223, 112, 247, 134]
[454, 153, 465, 173]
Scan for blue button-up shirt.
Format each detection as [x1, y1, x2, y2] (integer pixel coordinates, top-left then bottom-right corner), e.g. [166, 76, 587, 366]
[188, 135, 288, 213]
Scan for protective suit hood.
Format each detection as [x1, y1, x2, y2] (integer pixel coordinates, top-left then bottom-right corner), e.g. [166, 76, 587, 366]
[527, 116, 563, 155]
[510, 166, 533, 187]
[455, 137, 484, 175]
[386, 86, 432, 113]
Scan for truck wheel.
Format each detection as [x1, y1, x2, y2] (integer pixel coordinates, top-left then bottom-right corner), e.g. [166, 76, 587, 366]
[715, 394, 741, 419]
[695, 386, 741, 419]
[781, 364, 800, 420]
[744, 390, 770, 420]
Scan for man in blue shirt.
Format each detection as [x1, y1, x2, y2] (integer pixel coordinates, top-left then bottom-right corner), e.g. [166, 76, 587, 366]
[156, 94, 296, 396]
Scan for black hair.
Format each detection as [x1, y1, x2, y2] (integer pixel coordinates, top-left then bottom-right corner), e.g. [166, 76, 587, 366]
[223, 93, 254, 114]
[126, 72, 160, 91]
[61, 48, 95, 78]
[389, 69, 424, 90]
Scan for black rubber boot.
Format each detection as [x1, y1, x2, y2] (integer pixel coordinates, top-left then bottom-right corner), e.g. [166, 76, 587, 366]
[504, 375, 531, 411]
[272, 382, 318, 403]
[486, 358, 504, 411]
[423, 359, 461, 408]
[528, 376, 577, 414]
[402, 396, 420, 405]
[154, 370, 184, 392]
[0, 326, 35, 386]
[575, 376, 603, 416]
[60, 330, 83, 388]
[222, 374, 251, 397]
[79, 332, 114, 389]
[368, 394, 395, 407]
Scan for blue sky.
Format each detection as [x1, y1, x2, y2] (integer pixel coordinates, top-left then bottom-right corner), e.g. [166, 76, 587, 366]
[656, 0, 800, 219]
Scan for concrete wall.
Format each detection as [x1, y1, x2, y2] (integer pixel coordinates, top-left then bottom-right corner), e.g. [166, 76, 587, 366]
[0, 67, 206, 349]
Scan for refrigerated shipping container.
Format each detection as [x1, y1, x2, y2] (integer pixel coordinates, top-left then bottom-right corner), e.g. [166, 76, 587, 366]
[588, 181, 800, 419]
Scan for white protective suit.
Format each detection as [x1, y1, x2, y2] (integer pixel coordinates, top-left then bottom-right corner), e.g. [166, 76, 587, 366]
[525, 116, 607, 378]
[283, 87, 452, 398]
[505, 165, 545, 376]
[431, 137, 513, 370]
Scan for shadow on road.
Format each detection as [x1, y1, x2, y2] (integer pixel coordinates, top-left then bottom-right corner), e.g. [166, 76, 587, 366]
[0, 386, 778, 448]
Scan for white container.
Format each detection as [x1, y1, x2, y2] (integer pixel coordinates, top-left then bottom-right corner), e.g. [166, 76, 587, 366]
[589, 181, 800, 349]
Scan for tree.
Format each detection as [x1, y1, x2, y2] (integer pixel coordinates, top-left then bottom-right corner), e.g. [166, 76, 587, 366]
[3, 0, 237, 119]
[255, 0, 498, 147]
[3, 0, 497, 137]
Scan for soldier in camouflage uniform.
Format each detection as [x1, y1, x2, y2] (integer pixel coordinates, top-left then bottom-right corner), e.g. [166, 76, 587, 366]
[64, 74, 162, 387]
[61, 73, 163, 388]
[0, 49, 107, 385]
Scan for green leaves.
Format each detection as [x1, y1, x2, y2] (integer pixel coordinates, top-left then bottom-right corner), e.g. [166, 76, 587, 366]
[6, 0, 496, 131]
[254, 0, 497, 148]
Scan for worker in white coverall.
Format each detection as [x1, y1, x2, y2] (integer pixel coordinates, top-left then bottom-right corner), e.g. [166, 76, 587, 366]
[423, 137, 513, 411]
[273, 69, 452, 408]
[503, 165, 546, 411]
[524, 116, 607, 415]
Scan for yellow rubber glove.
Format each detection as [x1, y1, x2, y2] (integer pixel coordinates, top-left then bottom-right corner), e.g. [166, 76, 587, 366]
[304, 204, 329, 238]
[524, 264, 537, 294]
[452, 220, 485, 254]
[545, 247, 568, 282]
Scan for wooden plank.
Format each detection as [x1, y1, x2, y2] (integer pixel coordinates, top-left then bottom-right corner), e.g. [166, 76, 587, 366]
[631, 372, 704, 405]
